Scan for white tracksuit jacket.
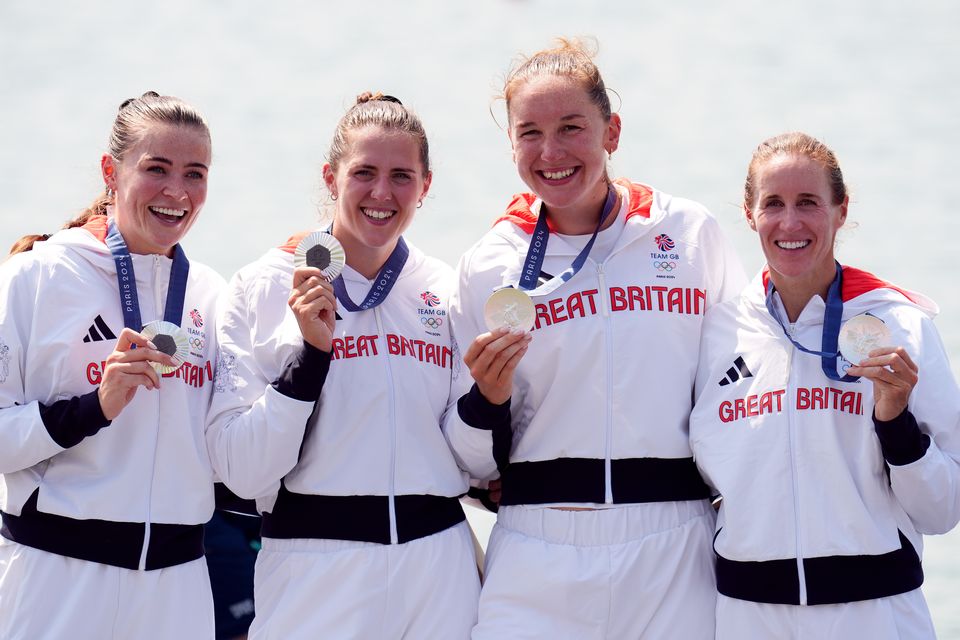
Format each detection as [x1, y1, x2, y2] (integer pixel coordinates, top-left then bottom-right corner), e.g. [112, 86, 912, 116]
[444, 180, 746, 506]
[206, 233, 470, 544]
[0, 216, 223, 570]
[690, 267, 960, 606]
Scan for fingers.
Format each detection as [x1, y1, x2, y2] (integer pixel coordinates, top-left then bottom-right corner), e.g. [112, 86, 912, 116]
[114, 327, 156, 352]
[846, 346, 918, 422]
[465, 329, 531, 380]
[466, 329, 532, 405]
[109, 360, 162, 390]
[292, 267, 333, 292]
[847, 346, 918, 386]
[109, 328, 175, 367]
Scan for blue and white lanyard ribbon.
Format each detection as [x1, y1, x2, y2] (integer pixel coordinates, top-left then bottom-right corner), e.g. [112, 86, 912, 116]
[764, 261, 858, 382]
[105, 220, 190, 330]
[515, 183, 618, 296]
[332, 237, 409, 312]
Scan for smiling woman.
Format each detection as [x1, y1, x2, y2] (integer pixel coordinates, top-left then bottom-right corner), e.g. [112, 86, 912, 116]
[102, 120, 211, 256]
[442, 38, 746, 639]
[205, 92, 480, 638]
[690, 132, 960, 639]
[0, 92, 225, 639]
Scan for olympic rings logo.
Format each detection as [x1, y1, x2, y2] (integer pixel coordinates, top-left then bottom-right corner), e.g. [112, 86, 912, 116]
[421, 317, 443, 329]
[654, 261, 677, 271]
[190, 337, 205, 349]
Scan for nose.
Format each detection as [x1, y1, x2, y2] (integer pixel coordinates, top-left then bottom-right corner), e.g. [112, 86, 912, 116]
[540, 134, 564, 164]
[162, 177, 189, 201]
[370, 175, 392, 201]
[780, 206, 803, 231]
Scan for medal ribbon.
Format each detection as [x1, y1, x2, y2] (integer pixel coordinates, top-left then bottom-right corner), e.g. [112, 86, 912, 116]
[332, 237, 409, 312]
[764, 261, 858, 382]
[105, 220, 190, 330]
[515, 183, 618, 296]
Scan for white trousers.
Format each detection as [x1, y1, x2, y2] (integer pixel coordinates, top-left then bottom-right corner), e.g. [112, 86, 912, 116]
[473, 500, 717, 639]
[0, 537, 214, 640]
[249, 521, 480, 639]
[716, 590, 936, 640]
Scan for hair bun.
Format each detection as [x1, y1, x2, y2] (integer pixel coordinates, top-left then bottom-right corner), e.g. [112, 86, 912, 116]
[355, 91, 403, 106]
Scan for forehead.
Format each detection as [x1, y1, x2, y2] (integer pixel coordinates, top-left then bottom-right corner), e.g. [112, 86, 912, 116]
[125, 122, 211, 164]
[342, 126, 422, 167]
[508, 75, 600, 125]
[755, 154, 830, 194]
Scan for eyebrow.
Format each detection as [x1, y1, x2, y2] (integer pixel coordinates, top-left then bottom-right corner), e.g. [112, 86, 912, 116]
[145, 155, 209, 170]
[356, 163, 417, 173]
[514, 113, 588, 129]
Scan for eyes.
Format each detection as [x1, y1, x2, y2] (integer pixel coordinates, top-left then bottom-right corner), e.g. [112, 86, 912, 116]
[760, 196, 820, 210]
[144, 164, 206, 181]
[351, 168, 416, 184]
[516, 123, 584, 140]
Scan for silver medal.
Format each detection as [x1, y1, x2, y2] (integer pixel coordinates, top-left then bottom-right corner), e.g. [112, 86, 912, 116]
[140, 320, 190, 374]
[838, 314, 891, 365]
[294, 231, 346, 281]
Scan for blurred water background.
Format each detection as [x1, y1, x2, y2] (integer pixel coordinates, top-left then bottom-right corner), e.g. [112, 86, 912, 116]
[2, 1, 958, 635]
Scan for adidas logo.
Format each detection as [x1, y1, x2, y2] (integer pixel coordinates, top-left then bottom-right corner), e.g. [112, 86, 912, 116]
[82, 315, 118, 343]
[718, 356, 753, 386]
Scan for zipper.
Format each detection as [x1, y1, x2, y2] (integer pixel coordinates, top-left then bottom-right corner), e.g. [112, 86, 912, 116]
[138, 255, 165, 570]
[375, 307, 399, 544]
[784, 323, 807, 604]
[597, 262, 614, 504]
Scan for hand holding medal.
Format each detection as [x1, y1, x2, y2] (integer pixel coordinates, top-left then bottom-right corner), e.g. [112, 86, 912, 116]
[842, 315, 918, 421]
[290, 232, 344, 352]
[96, 328, 178, 420]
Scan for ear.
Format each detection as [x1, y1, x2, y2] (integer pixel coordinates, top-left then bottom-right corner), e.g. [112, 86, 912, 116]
[420, 171, 433, 201]
[101, 154, 117, 190]
[604, 113, 622, 155]
[838, 195, 849, 226]
[322, 163, 337, 198]
[743, 204, 757, 231]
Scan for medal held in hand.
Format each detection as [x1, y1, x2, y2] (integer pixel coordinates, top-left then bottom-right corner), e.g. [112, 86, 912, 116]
[838, 314, 891, 365]
[484, 288, 536, 332]
[140, 320, 189, 374]
[294, 231, 346, 281]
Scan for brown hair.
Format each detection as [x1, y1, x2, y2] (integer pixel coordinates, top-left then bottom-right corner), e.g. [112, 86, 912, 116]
[12, 92, 209, 257]
[326, 92, 430, 176]
[744, 132, 848, 209]
[502, 38, 612, 123]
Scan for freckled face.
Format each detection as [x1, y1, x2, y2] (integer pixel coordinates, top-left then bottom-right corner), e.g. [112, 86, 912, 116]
[508, 75, 620, 220]
[103, 123, 211, 256]
[746, 153, 847, 289]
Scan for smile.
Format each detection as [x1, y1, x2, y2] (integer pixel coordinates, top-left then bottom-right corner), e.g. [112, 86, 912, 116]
[362, 208, 395, 220]
[539, 168, 576, 180]
[149, 206, 187, 219]
[776, 240, 810, 250]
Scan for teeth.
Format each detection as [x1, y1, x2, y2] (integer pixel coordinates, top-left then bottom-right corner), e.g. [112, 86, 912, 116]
[542, 168, 575, 180]
[362, 208, 394, 220]
[777, 240, 809, 250]
[150, 206, 186, 218]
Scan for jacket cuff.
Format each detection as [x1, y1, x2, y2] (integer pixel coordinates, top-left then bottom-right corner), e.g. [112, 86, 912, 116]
[39, 390, 112, 449]
[874, 408, 930, 466]
[457, 383, 511, 432]
[272, 342, 332, 402]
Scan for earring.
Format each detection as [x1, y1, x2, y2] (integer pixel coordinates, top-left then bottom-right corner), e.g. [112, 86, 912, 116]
[330, 194, 338, 201]
[105, 186, 115, 199]
[607, 150, 613, 160]
[416, 200, 423, 209]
